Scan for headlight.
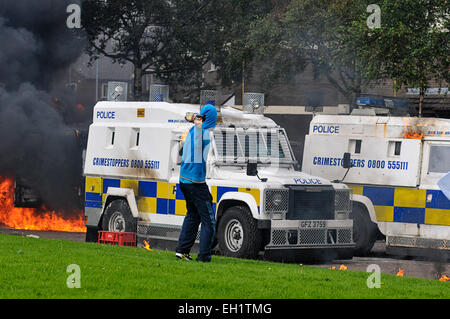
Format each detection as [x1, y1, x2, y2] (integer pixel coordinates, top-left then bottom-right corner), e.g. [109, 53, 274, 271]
[264, 189, 289, 213]
[273, 193, 283, 206]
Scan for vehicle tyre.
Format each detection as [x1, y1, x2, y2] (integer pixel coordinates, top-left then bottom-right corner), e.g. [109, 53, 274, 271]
[217, 206, 262, 259]
[101, 199, 137, 233]
[350, 203, 377, 256]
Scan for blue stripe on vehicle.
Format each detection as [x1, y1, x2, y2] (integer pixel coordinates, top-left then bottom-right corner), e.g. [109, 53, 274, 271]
[217, 186, 238, 202]
[138, 181, 157, 197]
[156, 198, 168, 214]
[85, 192, 102, 202]
[426, 190, 450, 210]
[363, 186, 395, 206]
[393, 207, 425, 224]
[85, 201, 102, 209]
[102, 178, 121, 193]
[175, 183, 185, 200]
[168, 199, 176, 214]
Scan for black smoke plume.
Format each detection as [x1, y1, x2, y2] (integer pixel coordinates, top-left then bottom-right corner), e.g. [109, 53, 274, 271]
[0, 0, 88, 212]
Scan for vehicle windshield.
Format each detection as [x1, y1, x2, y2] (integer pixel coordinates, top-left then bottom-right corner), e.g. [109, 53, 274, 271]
[212, 127, 295, 165]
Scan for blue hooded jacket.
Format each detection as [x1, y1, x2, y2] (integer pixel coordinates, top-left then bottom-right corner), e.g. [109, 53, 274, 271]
[180, 104, 217, 183]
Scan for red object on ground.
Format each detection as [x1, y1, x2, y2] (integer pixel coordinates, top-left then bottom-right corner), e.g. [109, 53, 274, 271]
[98, 231, 136, 246]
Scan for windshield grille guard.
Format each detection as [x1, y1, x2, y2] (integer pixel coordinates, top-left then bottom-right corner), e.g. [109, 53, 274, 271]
[211, 127, 297, 165]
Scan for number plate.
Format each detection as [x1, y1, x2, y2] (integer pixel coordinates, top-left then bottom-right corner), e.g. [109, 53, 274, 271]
[299, 220, 328, 229]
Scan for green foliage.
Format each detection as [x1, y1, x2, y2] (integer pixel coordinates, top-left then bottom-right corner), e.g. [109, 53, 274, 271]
[0, 234, 449, 299]
[247, 0, 375, 104]
[361, 0, 450, 93]
[206, 0, 274, 88]
[81, 0, 221, 100]
[247, 0, 449, 108]
[80, 0, 449, 105]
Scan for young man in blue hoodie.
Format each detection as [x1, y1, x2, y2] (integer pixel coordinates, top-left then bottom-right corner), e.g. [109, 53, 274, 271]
[175, 104, 217, 262]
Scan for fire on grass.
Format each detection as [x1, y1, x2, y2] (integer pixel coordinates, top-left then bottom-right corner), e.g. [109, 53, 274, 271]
[0, 177, 86, 233]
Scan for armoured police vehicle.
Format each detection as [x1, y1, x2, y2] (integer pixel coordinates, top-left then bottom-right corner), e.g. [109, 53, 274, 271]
[303, 113, 450, 258]
[83, 101, 355, 260]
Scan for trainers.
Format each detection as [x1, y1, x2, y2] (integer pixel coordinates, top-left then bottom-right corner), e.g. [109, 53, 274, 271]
[196, 256, 211, 263]
[176, 252, 193, 261]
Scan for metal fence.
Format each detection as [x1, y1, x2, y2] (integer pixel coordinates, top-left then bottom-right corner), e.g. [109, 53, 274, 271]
[243, 92, 264, 114]
[149, 84, 169, 102]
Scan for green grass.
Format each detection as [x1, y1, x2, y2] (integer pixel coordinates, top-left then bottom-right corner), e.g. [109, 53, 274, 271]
[0, 233, 448, 299]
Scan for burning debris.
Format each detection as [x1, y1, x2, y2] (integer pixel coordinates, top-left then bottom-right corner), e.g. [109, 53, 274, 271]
[0, 0, 89, 230]
[328, 264, 348, 271]
[0, 177, 85, 232]
[396, 268, 405, 277]
[402, 118, 424, 139]
[142, 240, 153, 251]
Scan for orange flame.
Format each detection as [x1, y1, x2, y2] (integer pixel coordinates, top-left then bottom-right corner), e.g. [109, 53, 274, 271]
[396, 268, 405, 277]
[403, 130, 424, 139]
[142, 240, 152, 251]
[403, 118, 424, 139]
[439, 275, 450, 282]
[0, 177, 86, 232]
[329, 265, 347, 271]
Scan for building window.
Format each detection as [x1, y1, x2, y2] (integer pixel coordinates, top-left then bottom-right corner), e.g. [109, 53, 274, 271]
[101, 83, 108, 99]
[66, 82, 77, 92]
[208, 62, 217, 72]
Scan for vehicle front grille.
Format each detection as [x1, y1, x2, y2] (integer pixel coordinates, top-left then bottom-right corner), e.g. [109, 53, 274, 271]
[269, 227, 353, 246]
[286, 185, 334, 220]
[335, 189, 352, 213]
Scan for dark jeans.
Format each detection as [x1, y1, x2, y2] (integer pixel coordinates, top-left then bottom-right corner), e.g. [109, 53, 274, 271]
[176, 182, 216, 261]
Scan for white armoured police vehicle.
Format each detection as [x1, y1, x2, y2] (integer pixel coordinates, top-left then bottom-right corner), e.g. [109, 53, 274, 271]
[83, 101, 355, 260]
[303, 114, 450, 258]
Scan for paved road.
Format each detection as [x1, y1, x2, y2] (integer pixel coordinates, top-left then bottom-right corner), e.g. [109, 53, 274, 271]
[316, 241, 449, 280]
[1, 227, 448, 280]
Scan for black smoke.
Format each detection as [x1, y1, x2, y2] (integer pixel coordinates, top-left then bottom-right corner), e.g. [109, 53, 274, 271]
[0, 0, 88, 212]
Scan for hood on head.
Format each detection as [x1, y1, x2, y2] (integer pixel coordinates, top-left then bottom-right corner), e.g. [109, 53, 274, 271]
[200, 104, 217, 130]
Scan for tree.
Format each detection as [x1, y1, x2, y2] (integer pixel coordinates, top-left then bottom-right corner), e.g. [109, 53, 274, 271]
[249, 0, 449, 113]
[247, 0, 374, 106]
[206, 0, 274, 90]
[361, 0, 450, 116]
[81, 0, 221, 101]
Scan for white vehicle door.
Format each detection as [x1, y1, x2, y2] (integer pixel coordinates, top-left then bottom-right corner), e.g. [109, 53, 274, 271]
[420, 140, 450, 188]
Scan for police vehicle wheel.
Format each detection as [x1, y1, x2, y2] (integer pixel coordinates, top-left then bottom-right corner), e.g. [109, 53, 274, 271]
[350, 203, 377, 256]
[102, 199, 137, 233]
[217, 206, 261, 259]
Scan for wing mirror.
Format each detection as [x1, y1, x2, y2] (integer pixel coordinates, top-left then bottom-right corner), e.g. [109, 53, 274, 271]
[342, 152, 351, 169]
[246, 162, 267, 182]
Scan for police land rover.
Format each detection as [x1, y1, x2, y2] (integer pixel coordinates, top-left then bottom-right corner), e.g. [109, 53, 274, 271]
[303, 112, 450, 258]
[83, 101, 355, 260]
